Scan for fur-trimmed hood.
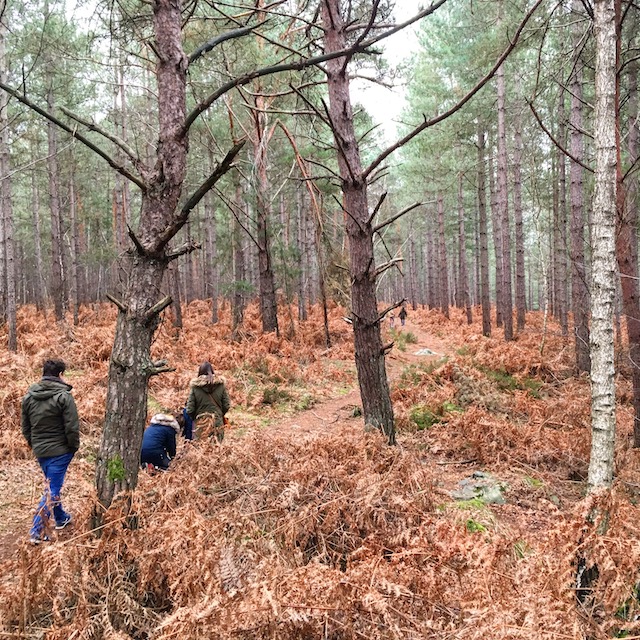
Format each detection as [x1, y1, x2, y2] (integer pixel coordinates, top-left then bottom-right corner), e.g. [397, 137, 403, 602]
[150, 413, 180, 433]
[189, 374, 226, 389]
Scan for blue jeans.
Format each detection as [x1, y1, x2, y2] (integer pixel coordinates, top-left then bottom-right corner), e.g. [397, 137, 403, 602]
[30, 452, 74, 538]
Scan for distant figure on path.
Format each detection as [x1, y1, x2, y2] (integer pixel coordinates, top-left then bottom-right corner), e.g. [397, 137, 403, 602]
[186, 361, 230, 442]
[140, 413, 180, 472]
[399, 305, 408, 327]
[21, 358, 79, 544]
[389, 313, 396, 329]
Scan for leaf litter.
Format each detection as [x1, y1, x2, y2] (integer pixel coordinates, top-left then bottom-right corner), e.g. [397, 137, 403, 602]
[0, 304, 639, 638]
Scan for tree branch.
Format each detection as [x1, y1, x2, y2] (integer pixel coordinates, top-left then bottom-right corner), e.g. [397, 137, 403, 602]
[184, 42, 374, 132]
[373, 201, 422, 234]
[363, 0, 544, 180]
[215, 187, 260, 249]
[106, 293, 128, 313]
[528, 99, 594, 173]
[375, 299, 406, 324]
[59, 106, 141, 165]
[366, 192, 387, 226]
[0, 80, 147, 191]
[362, 0, 450, 48]
[166, 241, 202, 262]
[188, 25, 257, 65]
[128, 225, 149, 256]
[152, 140, 246, 254]
[145, 296, 173, 324]
[373, 258, 404, 281]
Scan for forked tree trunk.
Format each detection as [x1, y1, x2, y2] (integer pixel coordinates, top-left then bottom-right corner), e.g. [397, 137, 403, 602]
[322, 0, 394, 444]
[588, 0, 617, 491]
[96, 0, 192, 509]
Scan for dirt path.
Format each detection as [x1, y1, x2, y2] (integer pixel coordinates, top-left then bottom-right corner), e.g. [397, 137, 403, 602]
[265, 320, 450, 437]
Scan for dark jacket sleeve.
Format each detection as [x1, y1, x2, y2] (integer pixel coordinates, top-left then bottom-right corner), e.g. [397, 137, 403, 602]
[186, 388, 197, 419]
[167, 429, 177, 458]
[221, 386, 231, 415]
[61, 393, 80, 452]
[182, 408, 194, 440]
[21, 396, 32, 448]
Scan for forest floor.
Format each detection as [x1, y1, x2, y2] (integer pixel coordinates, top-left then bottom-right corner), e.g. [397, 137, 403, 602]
[0, 316, 446, 562]
[1, 303, 640, 639]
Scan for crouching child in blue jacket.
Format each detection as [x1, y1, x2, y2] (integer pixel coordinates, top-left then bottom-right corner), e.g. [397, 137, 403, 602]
[140, 413, 180, 471]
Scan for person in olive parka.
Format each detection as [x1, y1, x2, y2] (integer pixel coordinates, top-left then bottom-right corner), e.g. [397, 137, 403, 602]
[186, 361, 230, 442]
[21, 358, 79, 543]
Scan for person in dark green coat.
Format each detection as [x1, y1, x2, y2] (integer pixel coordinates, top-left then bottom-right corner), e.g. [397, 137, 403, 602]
[21, 358, 80, 543]
[186, 361, 230, 442]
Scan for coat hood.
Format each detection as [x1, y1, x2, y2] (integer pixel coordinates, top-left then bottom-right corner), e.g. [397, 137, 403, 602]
[190, 374, 226, 389]
[150, 413, 180, 433]
[27, 378, 73, 401]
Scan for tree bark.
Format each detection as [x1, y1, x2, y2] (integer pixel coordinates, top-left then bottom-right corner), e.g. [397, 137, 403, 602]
[513, 113, 526, 331]
[232, 176, 246, 338]
[496, 59, 513, 340]
[588, 0, 617, 491]
[204, 168, 218, 324]
[477, 127, 491, 337]
[252, 96, 279, 334]
[47, 87, 65, 322]
[570, 0, 591, 373]
[0, 18, 16, 350]
[458, 173, 472, 324]
[437, 194, 450, 319]
[615, 6, 640, 447]
[96, 0, 192, 510]
[68, 170, 80, 326]
[322, 0, 394, 444]
[489, 141, 503, 328]
[295, 187, 308, 321]
[556, 90, 569, 336]
[30, 172, 46, 312]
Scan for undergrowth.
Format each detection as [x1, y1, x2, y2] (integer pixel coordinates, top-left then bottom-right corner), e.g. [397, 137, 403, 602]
[1, 304, 639, 639]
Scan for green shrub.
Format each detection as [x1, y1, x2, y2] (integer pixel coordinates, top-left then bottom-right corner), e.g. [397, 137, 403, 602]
[466, 519, 487, 533]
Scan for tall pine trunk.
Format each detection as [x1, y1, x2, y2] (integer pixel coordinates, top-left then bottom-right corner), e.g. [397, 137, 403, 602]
[615, 8, 640, 447]
[30, 172, 46, 312]
[458, 173, 472, 324]
[322, 0, 394, 444]
[513, 113, 526, 331]
[438, 194, 450, 319]
[570, 0, 591, 373]
[477, 127, 491, 337]
[47, 88, 65, 322]
[0, 18, 15, 350]
[496, 59, 513, 340]
[588, 0, 617, 491]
